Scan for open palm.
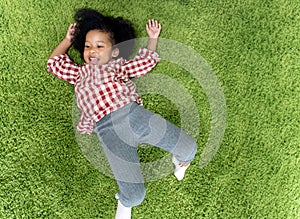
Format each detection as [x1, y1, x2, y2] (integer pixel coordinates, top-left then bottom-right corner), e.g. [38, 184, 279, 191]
[146, 19, 162, 38]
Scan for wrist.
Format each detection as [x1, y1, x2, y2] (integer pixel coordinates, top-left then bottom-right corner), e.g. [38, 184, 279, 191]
[147, 39, 158, 52]
[64, 37, 72, 44]
[62, 38, 73, 50]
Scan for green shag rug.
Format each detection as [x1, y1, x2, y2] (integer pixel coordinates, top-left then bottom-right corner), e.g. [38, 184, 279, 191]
[0, 0, 299, 218]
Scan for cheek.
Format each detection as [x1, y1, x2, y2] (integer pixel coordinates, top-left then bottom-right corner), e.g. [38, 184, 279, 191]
[102, 50, 113, 58]
[83, 51, 89, 62]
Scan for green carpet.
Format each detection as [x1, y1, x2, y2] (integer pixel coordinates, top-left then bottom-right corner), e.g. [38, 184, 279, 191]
[1, 0, 299, 218]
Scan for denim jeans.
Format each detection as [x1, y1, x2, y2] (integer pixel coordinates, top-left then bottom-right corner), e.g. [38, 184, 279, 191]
[94, 102, 197, 207]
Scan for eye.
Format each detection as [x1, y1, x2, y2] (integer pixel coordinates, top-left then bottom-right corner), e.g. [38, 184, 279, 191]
[84, 45, 90, 49]
[97, 45, 104, 48]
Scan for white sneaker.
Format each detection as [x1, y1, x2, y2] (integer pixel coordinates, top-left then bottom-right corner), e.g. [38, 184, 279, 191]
[172, 156, 190, 181]
[115, 200, 131, 219]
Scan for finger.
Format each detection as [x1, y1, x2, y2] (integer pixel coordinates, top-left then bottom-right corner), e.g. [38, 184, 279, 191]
[146, 20, 151, 29]
[69, 23, 75, 31]
[153, 19, 157, 27]
[158, 22, 162, 30]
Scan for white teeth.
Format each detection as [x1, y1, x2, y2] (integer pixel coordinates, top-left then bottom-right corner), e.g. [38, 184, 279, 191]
[89, 57, 99, 64]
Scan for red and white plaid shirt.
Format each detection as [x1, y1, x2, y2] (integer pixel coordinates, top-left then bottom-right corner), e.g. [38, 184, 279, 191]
[47, 48, 160, 134]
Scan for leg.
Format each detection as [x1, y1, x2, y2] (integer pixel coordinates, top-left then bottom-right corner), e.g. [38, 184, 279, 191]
[99, 138, 146, 206]
[94, 103, 146, 208]
[128, 104, 197, 179]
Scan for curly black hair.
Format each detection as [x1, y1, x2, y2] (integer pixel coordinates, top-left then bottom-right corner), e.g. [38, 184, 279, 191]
[72, 8, 136, 59]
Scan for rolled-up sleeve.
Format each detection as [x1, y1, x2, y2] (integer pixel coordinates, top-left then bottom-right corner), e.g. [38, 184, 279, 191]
[47, 54, 80, 84]
[122, 48, 160, 78]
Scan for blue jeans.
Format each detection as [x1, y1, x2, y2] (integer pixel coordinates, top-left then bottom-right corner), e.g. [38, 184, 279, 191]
[94, 102, 197, 207]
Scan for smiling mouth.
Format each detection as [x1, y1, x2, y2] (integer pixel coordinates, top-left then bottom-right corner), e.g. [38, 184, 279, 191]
[89, 57, 99, 65]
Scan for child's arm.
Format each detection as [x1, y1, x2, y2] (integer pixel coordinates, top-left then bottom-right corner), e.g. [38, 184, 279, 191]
[121, 19, 161, 78]
[47, 23, 79, 84]
[146, 19, 162, 52]
[49, 23, 76, 59]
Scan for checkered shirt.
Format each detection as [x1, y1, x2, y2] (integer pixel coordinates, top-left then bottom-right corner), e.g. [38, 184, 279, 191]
[47, 48, 160, 134]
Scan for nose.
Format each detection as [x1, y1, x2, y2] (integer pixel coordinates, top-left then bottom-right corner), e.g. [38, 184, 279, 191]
[89, 49, 95, 54]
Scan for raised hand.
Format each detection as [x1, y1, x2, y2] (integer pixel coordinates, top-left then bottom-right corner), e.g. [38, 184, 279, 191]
[49, 23, 76, 58]
[146, 19, 162, 39]
[66, 23, 76, 41]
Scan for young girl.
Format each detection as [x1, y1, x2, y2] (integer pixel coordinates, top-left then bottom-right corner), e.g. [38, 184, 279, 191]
[47, 8, 197, 219]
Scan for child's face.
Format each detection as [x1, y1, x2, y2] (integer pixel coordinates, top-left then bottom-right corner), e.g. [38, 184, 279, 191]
[83, 30, 119, 65]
